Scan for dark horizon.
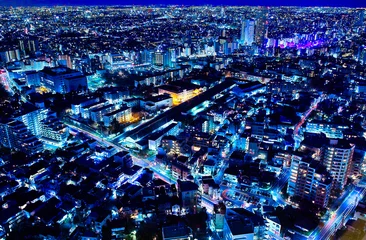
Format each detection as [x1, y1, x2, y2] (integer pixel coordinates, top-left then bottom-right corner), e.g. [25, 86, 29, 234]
[1, 0, 365, 8]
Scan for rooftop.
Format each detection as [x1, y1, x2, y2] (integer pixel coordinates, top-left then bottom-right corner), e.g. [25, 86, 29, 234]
[178, 180, 198, 192]
[162, 224, 191, 239]
[41, 66, 79, 76]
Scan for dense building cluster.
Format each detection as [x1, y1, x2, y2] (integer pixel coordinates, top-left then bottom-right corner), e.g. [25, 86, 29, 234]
[0, 5, 366, 240]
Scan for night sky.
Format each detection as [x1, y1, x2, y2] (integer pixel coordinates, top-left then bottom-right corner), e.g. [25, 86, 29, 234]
[1, 0, 365, 7]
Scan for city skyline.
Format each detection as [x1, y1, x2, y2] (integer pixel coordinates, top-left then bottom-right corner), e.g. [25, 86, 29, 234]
[1, 0, 366, 7]
[0, 4, 366, 240]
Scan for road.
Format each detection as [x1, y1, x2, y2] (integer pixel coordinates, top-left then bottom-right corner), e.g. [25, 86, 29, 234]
[65, 109, 258, 213]
[214, 159, 229, 183]
[1, 70, 30, 103]
[66, 119, 180, 187]
[132, 154, 223, 212]
[112, 126, 366, 240]
[220, 167, 290, 209]
[293, 95, 324, 149]
[66, 122, 125, 151]
[308, 186, 366, 240]
[0, 72, 11, 92]
[268, 168, 291, 206]
[270, 168, 290, 192]
[221, 186, 277, 208]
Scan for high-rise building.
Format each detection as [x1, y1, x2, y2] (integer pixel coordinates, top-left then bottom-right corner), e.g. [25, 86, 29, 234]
[19, 38, 39, 56]
[139, 49, 154, 64]
[351, 147, 366, 177]
[15, 108, 68, 146]
[288, 154, 332, 207]
[17, 108, 47, 136]
[0, 49, 21, 63]
[241, 19, 255, 46]
[167, 48, 176, 68]
[255, 8, 268, 47]
[360, 47, 366, 65]
[322, 139, 354, 190]
[0, 120, 43, 154]
[154, 49, 165, 66]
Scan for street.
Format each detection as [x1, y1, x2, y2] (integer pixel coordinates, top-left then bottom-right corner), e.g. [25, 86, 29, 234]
[308, 186, 366, 240]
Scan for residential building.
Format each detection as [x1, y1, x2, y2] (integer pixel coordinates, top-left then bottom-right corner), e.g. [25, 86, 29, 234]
[223, 215, 254, 240]
[162, 224, 192, 240]
[71, 97, 100, 116]
[104, 89, 129, 104]
[177, 180, 199, 210]
[141, 94, 172, 113]
[322, 139, 355, 190]
[103, 107, 132, 127]
[90, 104, 115, 123]
[0, 120, 43, 154]
[288, 154, 333, 207]
[266, 216, 281, 237]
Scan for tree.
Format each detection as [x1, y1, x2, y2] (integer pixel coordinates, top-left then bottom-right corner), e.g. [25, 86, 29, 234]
[11, 151, 28, 166]
[136, 221, 159, 240]
[0, 146, 11, 155]
[0, 84, 9, 100]
[102, 225, 112, 240]
[67, 133, 74, 141]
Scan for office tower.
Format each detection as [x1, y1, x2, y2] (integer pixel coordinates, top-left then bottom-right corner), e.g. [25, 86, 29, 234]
[241, 19, 255, 45]
[241, 20, 245, 42]
[140, 49, 154, 64]
[288, 154, 332, 207]
[0, 49, 21, 63]
[19, 38, 39, 56]
[154, 49, 164, 67]
[154, 44, 172, 67]
[255, 8, 268, 47]
[167, 48, 176, 68]
[322, 139, 354, 190]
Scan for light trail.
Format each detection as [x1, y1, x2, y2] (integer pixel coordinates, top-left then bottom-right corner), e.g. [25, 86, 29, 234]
[309, 186, 366, 240]
[293, 95, 325, 149]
